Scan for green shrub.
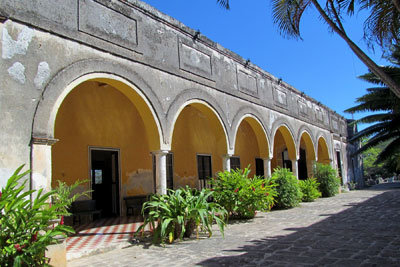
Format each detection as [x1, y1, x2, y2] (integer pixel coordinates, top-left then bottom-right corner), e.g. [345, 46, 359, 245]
[210, 167, 277, 219]
[272, 167, 302, 209]
[299, 178, 321, 202]
[136, 186, 227, 244]
[314, 163, 341, 197]
[0, 166, 74, 267]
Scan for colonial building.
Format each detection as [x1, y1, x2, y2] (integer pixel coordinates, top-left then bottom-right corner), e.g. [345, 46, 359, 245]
[0, 0, 363, 217]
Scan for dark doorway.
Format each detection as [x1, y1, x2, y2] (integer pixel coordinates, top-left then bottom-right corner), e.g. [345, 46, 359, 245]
[298, 148, 308, 180]
[90, 149, 120, 217]
[336, 151, 343, 185]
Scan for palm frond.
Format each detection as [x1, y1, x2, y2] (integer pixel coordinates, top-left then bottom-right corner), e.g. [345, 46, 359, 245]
[377, 136, 400, 162]
[361, 0, 400, 50]
[359, 67, 400, 85]
[216, 0, 230, 9]
[349, 121, 391, 141]
[355, 113, 395, 124]
[357, 130, 400, 153]
[271, 0, 312, 39]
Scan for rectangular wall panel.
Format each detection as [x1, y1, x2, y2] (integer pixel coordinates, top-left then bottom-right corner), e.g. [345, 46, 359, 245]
[79, 0, 138, 50]
[178, 39, 213, 80]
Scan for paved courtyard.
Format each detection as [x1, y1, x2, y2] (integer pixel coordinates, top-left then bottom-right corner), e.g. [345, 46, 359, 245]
[68, 184, 400, 266]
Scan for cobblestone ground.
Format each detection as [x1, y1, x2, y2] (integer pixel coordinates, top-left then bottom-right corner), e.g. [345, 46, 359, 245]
[68, 184, 400, 266]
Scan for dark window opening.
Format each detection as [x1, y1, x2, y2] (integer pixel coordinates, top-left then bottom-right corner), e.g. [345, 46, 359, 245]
[197, 155, 212, 180]
[230, 156, 241, 170]
[197, 155, 212, 190]
[298, 148, 308, 180]
[255, 158, 264, 177]
[166, 153, 174, 189]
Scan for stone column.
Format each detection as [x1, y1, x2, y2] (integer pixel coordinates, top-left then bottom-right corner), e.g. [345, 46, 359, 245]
[291, 159, 299, 180]
[31, 137, 58, 198]
[222, 154, 232, 172]
[152, 150, 169, 195]
[263, 158, 272, 178]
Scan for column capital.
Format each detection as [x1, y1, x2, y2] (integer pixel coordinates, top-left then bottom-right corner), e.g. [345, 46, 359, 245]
[151, 150, 170, 156]
[31, 137, 59, 146]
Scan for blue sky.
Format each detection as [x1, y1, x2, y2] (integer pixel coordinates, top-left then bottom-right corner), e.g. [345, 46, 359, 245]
[141, 0, 387, 126]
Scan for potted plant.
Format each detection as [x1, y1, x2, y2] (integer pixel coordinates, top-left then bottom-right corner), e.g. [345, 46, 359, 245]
[136, 186, 227, 244]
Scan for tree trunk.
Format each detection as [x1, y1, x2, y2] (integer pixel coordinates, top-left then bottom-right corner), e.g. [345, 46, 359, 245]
[311, 0, 400, 99]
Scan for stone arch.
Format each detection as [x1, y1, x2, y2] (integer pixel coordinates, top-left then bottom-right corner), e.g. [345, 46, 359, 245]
[166, 89, 230, 152]
[32, 58, 165, 150]
[270, 119, 297, 174]
[271, 119, 297, 160]
[297, 127, 316, 179]
[317, 135, 331, 164]
[30, 59, 166, 216]
[170, 100, 229, 189]
[232, 113, 270, 158]
[231, 113, 270, 176]
[230, 106, 270, 148]
[297, 126, 316, 160]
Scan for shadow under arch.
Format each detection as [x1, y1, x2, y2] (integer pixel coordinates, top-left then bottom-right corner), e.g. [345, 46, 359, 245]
[31, 58, 165, 150]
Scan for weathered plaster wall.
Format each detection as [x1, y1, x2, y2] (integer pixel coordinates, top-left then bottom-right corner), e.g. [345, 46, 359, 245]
[0, 0, 358, 191]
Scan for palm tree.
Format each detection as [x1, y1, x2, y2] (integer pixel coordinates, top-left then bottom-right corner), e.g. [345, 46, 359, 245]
[362, 0, 400, 51]
[216, 0, 400, 98]
[345, 46, 400, 164]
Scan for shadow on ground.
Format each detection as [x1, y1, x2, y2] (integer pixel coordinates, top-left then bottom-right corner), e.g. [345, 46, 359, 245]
[198, 188, 400, 266]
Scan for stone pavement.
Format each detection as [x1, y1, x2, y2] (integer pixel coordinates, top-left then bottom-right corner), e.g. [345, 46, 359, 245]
[68, 184, 400, 266]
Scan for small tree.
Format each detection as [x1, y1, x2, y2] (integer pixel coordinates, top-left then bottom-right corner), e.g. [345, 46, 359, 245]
[299, 178, 321, 202]
[272, 167, 302, 209]
[313, 163, 341, 197]
[210, 167, 277, 219]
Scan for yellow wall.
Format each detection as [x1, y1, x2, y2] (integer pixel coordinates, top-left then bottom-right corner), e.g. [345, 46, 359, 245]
[318, 138, 330, 164]
[272, 130, 285, 171]
[52, 81, 153, 197]
[171, 105, 226, 188]
[234, 120, 260, 176]
[300, 134, 316, 177]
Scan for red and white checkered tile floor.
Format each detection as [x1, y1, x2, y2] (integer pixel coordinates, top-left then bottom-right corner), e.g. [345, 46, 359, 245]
[66, 216, 149, 260]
